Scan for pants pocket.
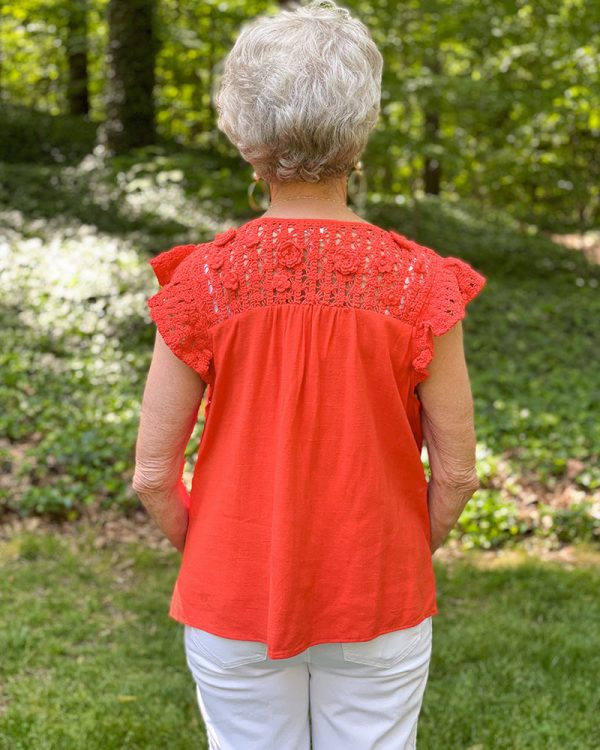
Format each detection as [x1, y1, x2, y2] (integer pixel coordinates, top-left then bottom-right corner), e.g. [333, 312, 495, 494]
[184, 625, 268, 669]
[341, 618, 431, 669]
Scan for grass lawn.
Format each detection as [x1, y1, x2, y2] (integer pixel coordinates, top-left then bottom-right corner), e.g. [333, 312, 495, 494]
[1, 521, 599, 750]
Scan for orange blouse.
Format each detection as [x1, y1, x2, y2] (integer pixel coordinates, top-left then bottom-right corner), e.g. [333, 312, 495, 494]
[147, 216, 487, 659]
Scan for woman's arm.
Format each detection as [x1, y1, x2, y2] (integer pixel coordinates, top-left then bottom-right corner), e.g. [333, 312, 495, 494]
[132, 331, 206, 552]
[416, 321, 481, 554]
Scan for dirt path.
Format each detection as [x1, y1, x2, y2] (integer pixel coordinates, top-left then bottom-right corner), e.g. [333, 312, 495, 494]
[549, 231, 600, 265]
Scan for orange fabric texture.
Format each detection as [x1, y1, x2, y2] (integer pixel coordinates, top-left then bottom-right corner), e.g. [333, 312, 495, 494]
[147, 216, 487, 659]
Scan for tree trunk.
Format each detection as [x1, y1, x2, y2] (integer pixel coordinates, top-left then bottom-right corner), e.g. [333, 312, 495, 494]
[423, 109, 441, 195]
[423, 53, 442, 196]
[101, 0, 158, 154]
[66, 0, 90, 116]
[206, 4, 216, 138]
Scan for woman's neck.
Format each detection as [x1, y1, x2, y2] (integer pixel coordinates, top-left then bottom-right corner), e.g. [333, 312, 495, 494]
[261, 176, 367, 222]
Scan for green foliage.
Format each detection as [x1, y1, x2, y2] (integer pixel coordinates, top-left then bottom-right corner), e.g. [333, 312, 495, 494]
[0, 105, 98, 164]
[0, 160, 175, 517]
[371, 0, 600, 230]
[1, 0, 598, 228]
[536, 502, 600, 544]
[449, 490, 525, 550]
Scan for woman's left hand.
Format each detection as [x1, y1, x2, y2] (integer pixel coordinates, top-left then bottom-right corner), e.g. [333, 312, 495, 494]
[135, 479, 190, 553]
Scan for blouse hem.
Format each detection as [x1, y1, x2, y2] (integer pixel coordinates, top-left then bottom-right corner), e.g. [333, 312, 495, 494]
[169, 602, 440, 660]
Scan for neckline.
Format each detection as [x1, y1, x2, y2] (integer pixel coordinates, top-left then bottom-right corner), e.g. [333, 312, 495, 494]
[245, 215, 381, 230]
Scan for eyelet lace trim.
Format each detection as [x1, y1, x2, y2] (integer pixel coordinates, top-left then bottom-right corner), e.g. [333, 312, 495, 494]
[146, 219, 486, 384]
[412, 256, 487, 385]
[147, 247, 215, 381]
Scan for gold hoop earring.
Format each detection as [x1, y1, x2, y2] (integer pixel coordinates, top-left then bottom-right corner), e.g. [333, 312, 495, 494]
[347, 160, 367, 213]
[248, 170, 271, 211]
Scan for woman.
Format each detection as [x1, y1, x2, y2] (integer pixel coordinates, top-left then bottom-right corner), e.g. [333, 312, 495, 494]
[132, 1, 487, 748]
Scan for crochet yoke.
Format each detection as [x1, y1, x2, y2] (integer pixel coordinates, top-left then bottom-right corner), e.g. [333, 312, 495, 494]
[147, 216, 486, 388]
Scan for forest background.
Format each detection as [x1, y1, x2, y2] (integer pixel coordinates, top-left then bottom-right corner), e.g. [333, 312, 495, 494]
[1, 2, 600, 748]
[1, 0, 599, 550]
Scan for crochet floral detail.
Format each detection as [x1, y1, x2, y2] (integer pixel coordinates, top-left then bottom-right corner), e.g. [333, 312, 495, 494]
[413, 258, 425, 275]
[382, 288, 401, 307]
[209, 249, 227, 270]
[277, 240, 304, 268]
[222, 268, 239, 290]
[214, 227, 237, 246]
[333, 247, 361, 275]
[272, 271, 291, 292]
[376, 255, 394, 273]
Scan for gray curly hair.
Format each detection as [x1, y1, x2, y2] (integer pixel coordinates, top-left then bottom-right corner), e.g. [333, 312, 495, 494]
[212, 0, 383, 183]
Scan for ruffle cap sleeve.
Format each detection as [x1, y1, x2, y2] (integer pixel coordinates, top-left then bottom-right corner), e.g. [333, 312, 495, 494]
[412, 254, 487, 385]
[146, 244, 214, 382]
[148, 243, 198, 286]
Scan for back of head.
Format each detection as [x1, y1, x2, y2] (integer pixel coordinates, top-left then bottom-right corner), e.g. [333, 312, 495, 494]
[213, 0, 383, 183]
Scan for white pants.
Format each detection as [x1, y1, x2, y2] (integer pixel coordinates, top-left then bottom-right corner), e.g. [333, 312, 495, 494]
[183, 617, 433, 749]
